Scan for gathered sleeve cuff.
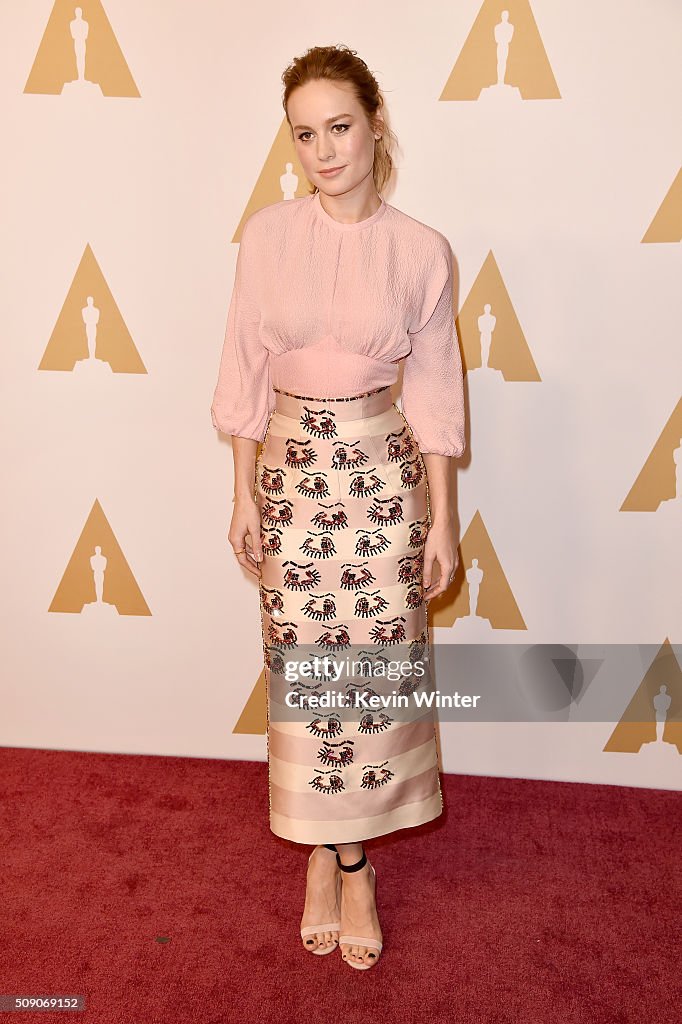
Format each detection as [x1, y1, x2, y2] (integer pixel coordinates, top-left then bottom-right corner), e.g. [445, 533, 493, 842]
[210, 215, 274, 441]
[401, 233, 466, 457]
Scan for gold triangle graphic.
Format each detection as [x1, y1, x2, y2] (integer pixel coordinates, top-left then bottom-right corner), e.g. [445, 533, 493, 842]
[440, 0, 560, 100]
[38, 244, 146, 373]
[232, 118, 312, 242]
[233, 668, 268, 735]
[49, 498, 151, 614]
[620, 398, 682, 511]
[604, 639, 682, 753]
[430, 510, 526, 629]
[641, 167, 682, 243]
[457, 251, 540, 379]
[24, 0, 140, 97]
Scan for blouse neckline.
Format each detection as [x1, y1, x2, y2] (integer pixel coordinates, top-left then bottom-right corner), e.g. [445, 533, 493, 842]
[311, 190, 387, 231]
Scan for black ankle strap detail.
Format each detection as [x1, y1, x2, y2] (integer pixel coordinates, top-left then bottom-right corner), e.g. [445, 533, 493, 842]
[336, 848, 367, 872]
[323, 843, 337, 851]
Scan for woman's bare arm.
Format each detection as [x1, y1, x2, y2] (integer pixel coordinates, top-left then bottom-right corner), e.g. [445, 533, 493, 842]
[421, 453, 459, 601]
[228, 436, 263, 579]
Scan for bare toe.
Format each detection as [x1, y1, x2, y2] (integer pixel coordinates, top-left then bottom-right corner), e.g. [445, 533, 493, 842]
[300, 846, 341, 956]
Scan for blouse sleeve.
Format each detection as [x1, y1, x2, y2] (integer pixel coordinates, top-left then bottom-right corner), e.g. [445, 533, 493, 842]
[401, 233, 466, 457]
[210, 214, 274, 441]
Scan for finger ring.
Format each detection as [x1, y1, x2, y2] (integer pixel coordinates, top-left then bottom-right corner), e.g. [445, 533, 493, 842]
[233, 548, 246, 555]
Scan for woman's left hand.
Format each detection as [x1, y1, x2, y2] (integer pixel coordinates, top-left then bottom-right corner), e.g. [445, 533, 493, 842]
[422, 519, 459, 602]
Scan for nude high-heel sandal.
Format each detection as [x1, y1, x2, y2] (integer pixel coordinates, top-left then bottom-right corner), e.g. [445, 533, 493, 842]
[300, 844, 342, 955]
[337, 848, 383, 969]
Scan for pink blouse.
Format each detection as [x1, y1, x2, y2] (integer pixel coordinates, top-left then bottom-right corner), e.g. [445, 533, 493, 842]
[210, 191, 466, 457]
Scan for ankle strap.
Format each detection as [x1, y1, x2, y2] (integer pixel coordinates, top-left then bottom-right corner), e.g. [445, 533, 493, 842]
[323, 843, 337, 851]
[336, 848, 367, 872]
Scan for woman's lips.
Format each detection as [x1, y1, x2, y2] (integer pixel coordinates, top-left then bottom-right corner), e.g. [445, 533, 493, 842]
[318, 166, 346, 177]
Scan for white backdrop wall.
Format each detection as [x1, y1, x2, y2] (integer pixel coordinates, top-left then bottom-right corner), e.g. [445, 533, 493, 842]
[1, 1, 680, 791]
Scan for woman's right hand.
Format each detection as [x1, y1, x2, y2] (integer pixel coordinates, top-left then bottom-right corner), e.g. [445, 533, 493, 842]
[228, 495, 264, 579]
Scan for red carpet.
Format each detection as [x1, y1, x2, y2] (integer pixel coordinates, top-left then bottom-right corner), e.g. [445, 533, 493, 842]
[1, 747, 678, 1023]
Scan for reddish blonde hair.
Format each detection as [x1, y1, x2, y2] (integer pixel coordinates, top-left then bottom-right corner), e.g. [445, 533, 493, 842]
[281, 44, 398, 196]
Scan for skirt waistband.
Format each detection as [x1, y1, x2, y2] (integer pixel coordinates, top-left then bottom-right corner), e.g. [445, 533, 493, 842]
[272, 385, 393, 421]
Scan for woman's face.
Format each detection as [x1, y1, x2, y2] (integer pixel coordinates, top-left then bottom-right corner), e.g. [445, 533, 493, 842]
[288, 79, 381, 197]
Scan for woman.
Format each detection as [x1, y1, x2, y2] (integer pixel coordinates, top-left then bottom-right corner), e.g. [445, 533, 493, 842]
[211, 45, 465, 970]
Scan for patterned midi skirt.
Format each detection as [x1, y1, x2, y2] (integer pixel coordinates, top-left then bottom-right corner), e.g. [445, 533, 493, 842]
[255, 384, 444, 845]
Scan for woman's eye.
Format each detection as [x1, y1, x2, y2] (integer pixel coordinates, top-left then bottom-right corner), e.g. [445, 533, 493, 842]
[297, 124, 350, 142]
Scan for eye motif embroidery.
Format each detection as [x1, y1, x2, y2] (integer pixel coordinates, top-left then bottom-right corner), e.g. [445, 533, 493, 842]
[300, 406, 338, 438]
[385, 427, 416, 463]
[340, 562, 376, 590]
[261, 587, 285, 617]
[367, 495, 405, 526]
[261, 527, 283, 556]
[355, 529, 390, 557]
[316, 624, 352, 652]
[398, 553, 424, 586]
[295, 472, 332, 499]
[285, 439, 318, 469]
[309, 771, 345, 794]
[302, 593, 338, 621]
[289, 680, 325, 703]
[369, 616, 407, 646]
[353, 590, 390, 618]
[318, 740, 355, 768]
[303, 655, 339, 685]
[267, 620, 298, 648]
[282, 560, 322, 591]
[360, 762, 395, 790]
[259, 465, 287, 496]
[300, 531, 337, 559]
[331, 442, 370, 470]
[405, 585, 424, 610]
[311, 503, 349, 531]
[408, 517, 430, 549]
[290, 678, 323, 694]
[346, 683, 381, 703]
[347, 468, 385, 498]
[397, 456, 425, 489]
[307, 715, 343, 739]
[264, 646, 286, 674]
[409, 629, 429, 663]
[398, 672, 423, 698]
[261, 497, 294, 528]
[358, 712, 393, 734]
